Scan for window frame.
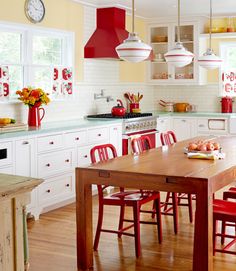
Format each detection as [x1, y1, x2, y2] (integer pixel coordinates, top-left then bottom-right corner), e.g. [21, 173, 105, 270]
[0, 21, 75, 99]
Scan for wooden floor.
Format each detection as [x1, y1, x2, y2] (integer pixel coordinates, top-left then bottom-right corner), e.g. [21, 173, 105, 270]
[27, 194, 236, 271]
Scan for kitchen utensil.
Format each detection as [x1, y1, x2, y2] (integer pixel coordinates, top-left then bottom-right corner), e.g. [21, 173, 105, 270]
[111, 99, 126, 116]
[186, 104, 197, 112]
[159, 100, 174, 112]
[221, 96, 233, 113]
[174, 103, 189, 112]
[124, 93, 132, 103]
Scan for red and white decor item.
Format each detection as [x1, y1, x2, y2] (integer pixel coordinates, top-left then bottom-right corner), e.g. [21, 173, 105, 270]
[52, 67, 73, 97]
[0, 66, 10, 100]
[222, 70, 236, 96]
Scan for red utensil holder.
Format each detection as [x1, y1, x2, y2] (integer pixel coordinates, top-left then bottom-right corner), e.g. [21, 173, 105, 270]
[130, 103, 139, 113]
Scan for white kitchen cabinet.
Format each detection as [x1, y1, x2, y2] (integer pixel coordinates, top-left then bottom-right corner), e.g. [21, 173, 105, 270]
[109, 124, 122, 156]
[147, 21, 206, 85]
[15, 138, 37, 216]
[173, 118, 197, 141]
[156, 117, 173, 147]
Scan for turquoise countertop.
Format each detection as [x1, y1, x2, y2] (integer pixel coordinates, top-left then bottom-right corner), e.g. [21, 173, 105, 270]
[0, 118, 122, 140]
[153, 111, 236, 118]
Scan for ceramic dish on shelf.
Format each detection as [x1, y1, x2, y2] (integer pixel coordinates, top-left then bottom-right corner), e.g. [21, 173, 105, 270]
[152, 36, 168, 42]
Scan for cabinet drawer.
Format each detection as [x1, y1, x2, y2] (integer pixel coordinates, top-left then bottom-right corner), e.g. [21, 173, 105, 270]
[88, 127, 108, 144]
[77, 146, 92, 166]
[37, 134, 63, 153]
[197, 119, 208, 131]
[0, 141, 13, 167]
[38, 173, 74, 206]
[38, 149, 75, 178]
[64, 130, 87, 148]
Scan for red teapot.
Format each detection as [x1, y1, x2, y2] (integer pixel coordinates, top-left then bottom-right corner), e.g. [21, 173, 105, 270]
[111, 99, 126, 117]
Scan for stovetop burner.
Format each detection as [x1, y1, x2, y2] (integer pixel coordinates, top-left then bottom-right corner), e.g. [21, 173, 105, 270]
[87, 113, 153, 119]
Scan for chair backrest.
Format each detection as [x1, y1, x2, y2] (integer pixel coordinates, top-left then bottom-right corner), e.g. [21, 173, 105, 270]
[90, 144, 118, 198]
[131, 136, 152, 154]
[160, 131, 177, 146]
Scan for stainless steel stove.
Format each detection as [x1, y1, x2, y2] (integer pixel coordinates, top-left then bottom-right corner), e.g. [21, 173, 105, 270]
[87, 113, 157, 134]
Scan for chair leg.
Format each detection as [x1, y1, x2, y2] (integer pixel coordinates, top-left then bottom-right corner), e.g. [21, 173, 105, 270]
[172, 192, 178, 234]
[213, 219, 217, 256]
[164, 192, 171, 211]
[118, 204, 125, 238]
[151, 201, 156, 219]
[94, 202, 104, 251]
[154, 198, 162, 244]
[133, 202, 141, 258]
[187, 193, 193, 223]
[221, 221, 226, 245]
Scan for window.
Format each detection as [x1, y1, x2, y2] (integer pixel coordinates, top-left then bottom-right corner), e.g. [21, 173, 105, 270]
[0, 22, 74, 99]
[220, 42, 236, 96]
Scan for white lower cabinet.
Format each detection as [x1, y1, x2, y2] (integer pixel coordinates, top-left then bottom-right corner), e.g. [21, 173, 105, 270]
[109, 125, 122, 156]
[173, 118, 197, 141]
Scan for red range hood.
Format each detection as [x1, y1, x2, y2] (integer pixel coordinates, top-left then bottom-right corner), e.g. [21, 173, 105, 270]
[84, 7, 129, 59]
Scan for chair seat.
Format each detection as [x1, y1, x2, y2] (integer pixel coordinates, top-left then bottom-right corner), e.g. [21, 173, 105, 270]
[214, 199, 236, 221]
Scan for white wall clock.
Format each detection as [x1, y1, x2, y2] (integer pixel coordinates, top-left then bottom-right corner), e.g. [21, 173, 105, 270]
[25, 0, 45, 23]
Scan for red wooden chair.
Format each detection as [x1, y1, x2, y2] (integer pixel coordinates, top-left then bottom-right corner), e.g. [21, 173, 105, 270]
[160, 131, 194, 233]
[90, 143, 162, 258]
[131, 135, 152, 154]
[213, 199, 236, 255]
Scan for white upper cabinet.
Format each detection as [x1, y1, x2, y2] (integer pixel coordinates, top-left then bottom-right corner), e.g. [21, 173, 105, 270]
[147, 21, 206, 85]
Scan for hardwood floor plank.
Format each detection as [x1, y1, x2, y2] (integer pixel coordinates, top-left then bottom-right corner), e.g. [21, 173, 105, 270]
[27, 194, 236, 271]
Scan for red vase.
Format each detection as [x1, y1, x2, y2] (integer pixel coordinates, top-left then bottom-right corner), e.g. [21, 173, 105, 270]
[28, 106, 45, 127]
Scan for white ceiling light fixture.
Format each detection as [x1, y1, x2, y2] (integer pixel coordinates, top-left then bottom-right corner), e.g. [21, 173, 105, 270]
[198, 0, 222, 69]
[115, 0, 152, 63]
[164, 0, 194, 68]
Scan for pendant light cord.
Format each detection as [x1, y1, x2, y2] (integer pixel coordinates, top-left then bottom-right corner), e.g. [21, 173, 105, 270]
[177, 0, 180, 43]
[209, 0, 212, 49]
[132, 0, 135, 33]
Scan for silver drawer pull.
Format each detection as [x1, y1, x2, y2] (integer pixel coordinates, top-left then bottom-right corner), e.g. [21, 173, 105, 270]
[65, 159, 70, 163]
[22, 141, 29, 145]
[75, 137, 80, 141]
[66, 184, 70, 187]
[49, 141, 54, 145]
[46, 189, 51, 193]
[46, 163, 51, 167]
[98, 133, 102, 137]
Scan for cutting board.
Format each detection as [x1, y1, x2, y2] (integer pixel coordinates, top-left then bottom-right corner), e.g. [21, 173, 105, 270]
[0, 122, 28, 133]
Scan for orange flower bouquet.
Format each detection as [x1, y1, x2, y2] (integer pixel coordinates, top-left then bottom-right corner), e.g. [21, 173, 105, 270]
[16, 87, 50, 127]
[16, 87, 50, 107]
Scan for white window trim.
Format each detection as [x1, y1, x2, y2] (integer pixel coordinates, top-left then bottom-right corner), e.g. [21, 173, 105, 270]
[0, 20, 75, 99]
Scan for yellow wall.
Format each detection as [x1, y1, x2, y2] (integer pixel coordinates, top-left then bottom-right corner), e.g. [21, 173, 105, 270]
[119, 16, 147, 83]
[0, 0, 84, 82]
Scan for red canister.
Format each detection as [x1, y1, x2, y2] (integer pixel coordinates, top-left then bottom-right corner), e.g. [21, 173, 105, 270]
[221, 96, 233, 113]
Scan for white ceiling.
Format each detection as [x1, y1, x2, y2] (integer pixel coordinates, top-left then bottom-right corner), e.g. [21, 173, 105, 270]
[74, 0, 236, 19]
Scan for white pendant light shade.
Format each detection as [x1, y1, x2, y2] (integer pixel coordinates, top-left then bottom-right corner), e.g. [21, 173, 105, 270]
[164, 42, 194, 68]
[198, 48, 222, 70]
[198, 0, 222, 70]
[116, 32, 152, 63]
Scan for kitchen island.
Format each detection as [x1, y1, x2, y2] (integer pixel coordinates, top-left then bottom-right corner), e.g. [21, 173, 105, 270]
[0, 174, 43, 271]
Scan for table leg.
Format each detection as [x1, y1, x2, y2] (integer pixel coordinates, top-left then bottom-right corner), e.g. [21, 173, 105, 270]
[193, 184, 213, 271]
[76, 168, 93, 270]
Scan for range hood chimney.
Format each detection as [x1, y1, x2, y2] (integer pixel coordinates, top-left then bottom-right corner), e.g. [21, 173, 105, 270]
[84, 7, 129, 59]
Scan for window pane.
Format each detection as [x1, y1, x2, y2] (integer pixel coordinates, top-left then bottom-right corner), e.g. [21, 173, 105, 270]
[9, 66, 23, 95]
[33, 36, 62, 65]
[227, 47, 236, 68]
[0, 32, 21, 64]
[32, 67, 52, 93]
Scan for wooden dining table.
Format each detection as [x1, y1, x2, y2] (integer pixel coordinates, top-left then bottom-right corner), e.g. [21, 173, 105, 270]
[76, 135, 236, 271]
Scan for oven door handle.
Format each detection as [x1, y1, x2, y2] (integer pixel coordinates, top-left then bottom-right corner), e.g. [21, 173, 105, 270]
[123, 130, 159, 139]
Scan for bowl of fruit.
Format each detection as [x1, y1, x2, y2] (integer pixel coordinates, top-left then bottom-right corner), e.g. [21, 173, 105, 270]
[185, 140, 221, 154]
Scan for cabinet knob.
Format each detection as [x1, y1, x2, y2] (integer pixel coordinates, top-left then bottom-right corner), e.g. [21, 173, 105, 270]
[84, 155, 88, 158]
[49, 141, 54, 145]
[65, 159, 70, 163]
[46, 189, 51, 193]
[22, 141, 29, 145]
[46, 163, 51, 167]
[98, 133, 102, 137]
[66, 184, 70, 187]
[168, 74, 172, 78]
[75, 137, 80, 141]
